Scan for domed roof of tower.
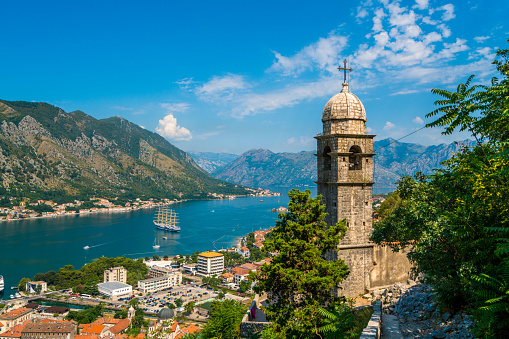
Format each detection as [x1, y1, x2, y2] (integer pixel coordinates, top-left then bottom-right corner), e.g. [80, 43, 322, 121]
[322, 83, 366, 122]
[157, 308, 175, 320]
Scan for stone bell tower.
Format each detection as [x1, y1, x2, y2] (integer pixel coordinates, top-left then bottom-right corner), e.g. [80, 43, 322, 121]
[316, 60, 375, 297]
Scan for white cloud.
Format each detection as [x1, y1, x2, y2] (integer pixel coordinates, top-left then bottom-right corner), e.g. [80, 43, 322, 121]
[269, 33, 348, 75]
[414, 0, 429, 10]
[175, 78, 195, 90]
[390, 89, 419, 95]
[384, 121, 396, 130]
[357, 8, 369, 19]
[366, 126, 374, 133]
[436, 4, 455, 21]
[155, 114, 192, 141]
[160, 102, 190, 113]
[195, 74, 248, 101]
[287, 136, 314, 146]
[140, 125, 146, 129]
[231, 76, 338, 118]
[474, 36, 490, 43]
[413, 116, 424, 124]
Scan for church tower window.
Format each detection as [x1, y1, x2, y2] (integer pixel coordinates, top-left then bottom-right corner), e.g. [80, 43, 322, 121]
[349, 145, 362, 170]
[323, 146, 332, 171]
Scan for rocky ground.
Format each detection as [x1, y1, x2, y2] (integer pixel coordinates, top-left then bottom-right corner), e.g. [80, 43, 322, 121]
[372, 282, 475, 338]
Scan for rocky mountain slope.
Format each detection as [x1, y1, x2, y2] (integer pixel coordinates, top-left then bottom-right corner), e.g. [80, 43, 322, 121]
[0, 100, 248, 201]
[188, 151, 238, 173]
[208, 139, 475, 188]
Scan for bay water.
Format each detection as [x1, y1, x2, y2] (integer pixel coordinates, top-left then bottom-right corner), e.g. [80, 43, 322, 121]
[0, 185, 394, 300]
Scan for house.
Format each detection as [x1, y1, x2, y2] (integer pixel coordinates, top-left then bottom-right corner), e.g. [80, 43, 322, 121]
[232, 268, 250, 285]
[20, 320, 76, 339]
[80, 324, 106, 337]
[182, 263, 197, 275]
[42, 307, 70, 317]
[25, 281, 47, 294]
[239, 263, 259, 272]
[219, 272, 234, 283]
[0, 309, 32, 331]
[240, 247, 250, 258]
[97, 282, 132, 301]
[0, 322, 31, 339]
[196, 252, 224, 277]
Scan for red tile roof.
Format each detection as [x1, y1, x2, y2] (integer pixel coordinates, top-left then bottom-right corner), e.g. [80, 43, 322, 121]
[81, 324, 105, 335]
[108, 319, 130, 335]
[0, 308, 31, 320]
[0, 321, 30, 338]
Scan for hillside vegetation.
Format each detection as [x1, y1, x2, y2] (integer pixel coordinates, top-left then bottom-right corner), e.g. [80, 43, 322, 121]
[0, 100, 248, 202]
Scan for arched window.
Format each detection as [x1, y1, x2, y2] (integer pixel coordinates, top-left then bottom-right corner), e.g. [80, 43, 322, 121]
[349, 145, 362, 170]
[323, 146, 332, 171]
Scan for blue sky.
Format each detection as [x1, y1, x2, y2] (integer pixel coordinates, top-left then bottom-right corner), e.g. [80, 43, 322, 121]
[1, 0, 507, 154]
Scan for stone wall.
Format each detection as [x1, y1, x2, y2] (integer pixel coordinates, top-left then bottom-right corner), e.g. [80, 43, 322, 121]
[370, 245, 413, 289]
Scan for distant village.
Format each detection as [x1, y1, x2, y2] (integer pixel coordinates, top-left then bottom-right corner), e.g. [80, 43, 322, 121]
[0, 188, 280, 222]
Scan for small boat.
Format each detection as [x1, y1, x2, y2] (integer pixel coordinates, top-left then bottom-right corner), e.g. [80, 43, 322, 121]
[10, 294, 14, 299]
[162, 236, 168, 240]
[260, 200, 263, 202]
[152, 238, 160, 249]
[11, 286, 18, 290]
[83, 246, 90, 250]
[211, 210, 215, 213]
[15, 292, 21, 298]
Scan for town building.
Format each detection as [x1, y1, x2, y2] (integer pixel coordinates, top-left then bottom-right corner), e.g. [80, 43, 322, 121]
[219, 272, 234, 283]
[316, 61, 412, 297]
[137, 272, 182, 294]
[148, 266, 173, 278]
[0, 309, 32, 331]
[0, 322, 30, 339]
[239, 247, 250, 258]
[232, 267, 249, 285]
[182, 263, 197, 275]
[97, 282, 132, 301]
[25, 281, 47, 294]
[103, 267, 127, 284]
[20, 321, 76, 339]
[196, 252, 224, 277]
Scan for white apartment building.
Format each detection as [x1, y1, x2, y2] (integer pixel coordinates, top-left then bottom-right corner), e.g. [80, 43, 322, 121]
[97, 281, 132, 301]
[26, 281, 47, 294]
[197, 251, 224, 277]
[137, 272, 182, 294]
[103, 266, 127, 283]
[148, 265, 173, 278]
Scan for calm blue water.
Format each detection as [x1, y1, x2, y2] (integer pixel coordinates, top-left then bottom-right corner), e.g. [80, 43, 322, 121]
[0, 185, 395, 300]
[0, 187, 314, 300]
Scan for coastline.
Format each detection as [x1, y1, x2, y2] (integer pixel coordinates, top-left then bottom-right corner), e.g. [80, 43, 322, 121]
[0, 190, 281, 224]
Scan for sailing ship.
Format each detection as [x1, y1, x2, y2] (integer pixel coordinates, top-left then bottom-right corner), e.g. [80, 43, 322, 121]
[153, 207, 180, 232]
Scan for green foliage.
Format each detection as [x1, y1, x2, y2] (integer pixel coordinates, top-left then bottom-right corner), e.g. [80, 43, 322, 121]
[253, 189, 350, 337]
[374, 191, 401, 221]
[239, 280, 250, 293]
[65, 305, 104, 324]
[372, 40, 509, 334]
[152, 255, 160, 261]
[200, 299, 246, 339]
[184, 301, 196, 314]
[202, 276, 222, 288]
[222, 251, 245, 266]
[471, 262, 509, 337]
[114, 309, 128, 319]
[23, 256, 148, 292]
[175, 298, 184, 308]
[18, 278, 30, 292]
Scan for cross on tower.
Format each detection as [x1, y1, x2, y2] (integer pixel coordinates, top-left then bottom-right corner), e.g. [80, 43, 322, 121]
[338, 59, 352, 84]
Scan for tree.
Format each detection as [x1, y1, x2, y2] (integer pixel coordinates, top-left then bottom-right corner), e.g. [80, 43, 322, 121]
[253, 189, 349, 337]
[168, 303, 176, 310]
[163, 255, 168, 260]
[371, 41, 509, 336]
[18, 278, 30, 292]
[175, 298, 184, 308]
[114, 309, 128, 319]
[152, 255, 160, 261]
[217, 291, 225, 299]
[239, 280, 250, 293]
[200, 299, 246, 339]
[184, 301, 195, 314]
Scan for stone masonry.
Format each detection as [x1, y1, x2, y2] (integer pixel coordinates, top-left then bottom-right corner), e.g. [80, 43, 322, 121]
[316, 80, 376, 297]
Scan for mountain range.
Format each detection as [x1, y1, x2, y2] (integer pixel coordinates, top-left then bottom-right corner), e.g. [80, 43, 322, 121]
[0, 100, 248, 202]
[190, 139, 475, 188]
